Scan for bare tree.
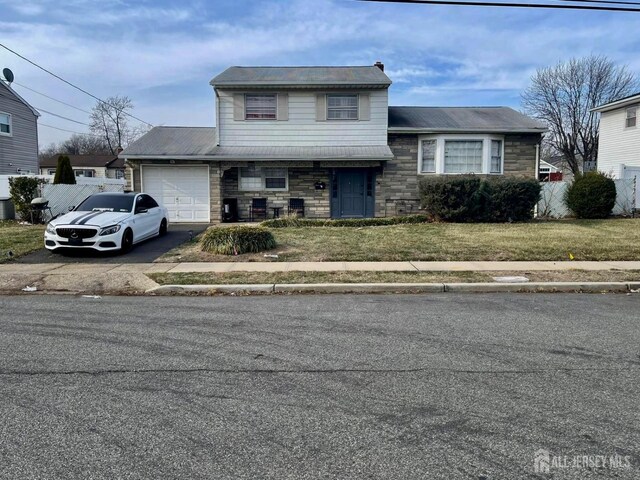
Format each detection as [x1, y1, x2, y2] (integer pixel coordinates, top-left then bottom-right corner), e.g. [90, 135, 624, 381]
[60, 134, 110, 155]
[522, 55, 638, 175]
[89, 95, 149, 154]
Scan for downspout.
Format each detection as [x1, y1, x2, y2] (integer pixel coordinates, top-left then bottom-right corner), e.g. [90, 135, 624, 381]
[534, 142, 541, 218]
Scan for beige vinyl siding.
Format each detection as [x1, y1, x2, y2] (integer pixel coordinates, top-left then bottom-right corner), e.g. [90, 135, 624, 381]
[0, 84, 38, 175]
[217, 89, 389, 147]
[598, 107, 640, 178]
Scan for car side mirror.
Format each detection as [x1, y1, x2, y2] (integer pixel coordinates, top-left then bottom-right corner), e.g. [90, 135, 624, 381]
[68, 205, 75, 211]
[136, 208, 148, 214]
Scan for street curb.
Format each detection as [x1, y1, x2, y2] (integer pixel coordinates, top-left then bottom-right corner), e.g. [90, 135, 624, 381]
[145, 281, 635, 295]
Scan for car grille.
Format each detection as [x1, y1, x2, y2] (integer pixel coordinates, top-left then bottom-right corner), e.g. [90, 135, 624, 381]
[55, 227, 98, 239]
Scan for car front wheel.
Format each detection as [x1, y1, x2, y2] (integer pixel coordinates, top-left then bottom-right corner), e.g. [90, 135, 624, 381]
[159, 218, 167, 236]
[120, 228, 133, 253]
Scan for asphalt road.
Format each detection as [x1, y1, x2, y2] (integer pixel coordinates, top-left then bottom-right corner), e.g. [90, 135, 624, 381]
[0, 294, 638, 479]
[16, 223, 207, 264]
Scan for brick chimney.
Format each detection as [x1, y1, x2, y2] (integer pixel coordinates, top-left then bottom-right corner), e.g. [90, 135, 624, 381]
[374, 61, 384, 72]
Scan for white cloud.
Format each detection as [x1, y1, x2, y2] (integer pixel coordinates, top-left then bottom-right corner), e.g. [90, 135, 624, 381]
[2, 0, 639, 145]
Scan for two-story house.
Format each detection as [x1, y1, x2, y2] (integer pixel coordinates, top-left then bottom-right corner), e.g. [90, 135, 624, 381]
[0, 78, 40, 175]
[121, 63, 545, 223]
[593, 92, 640, 178]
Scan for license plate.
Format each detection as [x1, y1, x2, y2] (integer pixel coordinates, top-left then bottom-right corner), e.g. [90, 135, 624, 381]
[69, 237, 83, 246]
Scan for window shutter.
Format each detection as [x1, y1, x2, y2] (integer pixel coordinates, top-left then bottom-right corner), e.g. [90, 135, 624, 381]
[233, 93, 245, 121]
[316, 94, 327, 122]
[277, 93, 289, 121]
[359, 93, 370, 121]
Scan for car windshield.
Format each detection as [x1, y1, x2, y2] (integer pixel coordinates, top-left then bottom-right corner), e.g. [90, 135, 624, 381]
[76, 194, 135, 213]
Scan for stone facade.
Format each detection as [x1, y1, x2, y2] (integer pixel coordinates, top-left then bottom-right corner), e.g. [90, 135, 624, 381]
[380, 133, 542, 216]
[130, 132, 540, 222]
[221, 162, 330, 221]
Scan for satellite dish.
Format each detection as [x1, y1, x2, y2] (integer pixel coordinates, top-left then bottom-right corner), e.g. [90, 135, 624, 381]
[2, 68, 14, 84]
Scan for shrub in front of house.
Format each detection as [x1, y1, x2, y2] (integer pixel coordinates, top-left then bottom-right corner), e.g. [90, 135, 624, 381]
[478, 177, 541, 222]
[418, 176, 482, 222]
[419, 176, 540, 222]
[261, 214, 430, 228]
[565, 172, 616, 219]
[201, 226, 276, 255]
[8, 176, 48, 222]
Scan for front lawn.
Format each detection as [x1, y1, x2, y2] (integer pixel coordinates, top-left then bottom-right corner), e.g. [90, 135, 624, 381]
[157, 218, 640, 263]
[0, 221, 45, 262]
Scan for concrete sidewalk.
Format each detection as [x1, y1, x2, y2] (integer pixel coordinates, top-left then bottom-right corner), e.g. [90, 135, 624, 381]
[2, 260, 640, 275]
[1, 261, 639, 295]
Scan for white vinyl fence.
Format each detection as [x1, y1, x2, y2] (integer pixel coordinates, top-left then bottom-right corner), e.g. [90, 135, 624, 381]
[537, 178, 636, 218]
[0, 175, 125, 220]
[43, 181, 125, 218]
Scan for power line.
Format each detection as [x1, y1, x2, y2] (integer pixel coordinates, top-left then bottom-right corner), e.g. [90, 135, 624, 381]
[36, 108, 90, 127]
[0, 43, 154, 126]
[357, 0, 640, 11]
[38, 122, 100, 136]
[4, 79, 92, 115]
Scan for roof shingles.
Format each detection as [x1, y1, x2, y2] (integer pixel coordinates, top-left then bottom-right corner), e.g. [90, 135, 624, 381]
[388, 106, 546, 132]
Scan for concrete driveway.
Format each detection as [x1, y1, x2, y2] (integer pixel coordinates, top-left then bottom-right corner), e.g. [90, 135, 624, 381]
[17, 223, 208, 264]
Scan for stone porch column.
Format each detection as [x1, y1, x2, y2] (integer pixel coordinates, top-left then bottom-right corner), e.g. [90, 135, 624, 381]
[209, 162, 222, 223]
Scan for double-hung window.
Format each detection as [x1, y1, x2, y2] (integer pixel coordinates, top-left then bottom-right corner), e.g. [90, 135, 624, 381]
[490, 140, 503, 174]
[327, 94, 358, 120]
[421, 139, 436, 173]
[419, 135, 505, 174]
[245, 94, 277, 120]
[0, 113, 11, 135]
[239, 166, 288, 191]
[626, 107, 637, 128]
[443, 140, 483, 174]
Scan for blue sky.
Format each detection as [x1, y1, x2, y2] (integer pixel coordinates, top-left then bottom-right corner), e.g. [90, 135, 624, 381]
[1, 0, 639, 147]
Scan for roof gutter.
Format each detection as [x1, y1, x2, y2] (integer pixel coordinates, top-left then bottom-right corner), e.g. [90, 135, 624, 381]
[591, 95, 640, 113]
[122, 155, 393, 162]
[387, 127, 548, 134]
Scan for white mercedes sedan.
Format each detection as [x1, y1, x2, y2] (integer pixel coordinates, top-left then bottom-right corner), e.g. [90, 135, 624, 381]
[44, 192, 169, 253]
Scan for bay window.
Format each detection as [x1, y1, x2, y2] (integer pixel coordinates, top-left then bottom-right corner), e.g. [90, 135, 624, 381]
[418, 135, 505, 175]
[421, 139, 436, 173]
[443, 140, 483, 173]
[239, 166, 288, 191]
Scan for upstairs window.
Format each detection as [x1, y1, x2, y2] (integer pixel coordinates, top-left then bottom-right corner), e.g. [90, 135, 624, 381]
[626, 107, 637, 128]
[0, 112, 11, 135]
[245, 94, 277, 120]
[327, 94, 358, 120]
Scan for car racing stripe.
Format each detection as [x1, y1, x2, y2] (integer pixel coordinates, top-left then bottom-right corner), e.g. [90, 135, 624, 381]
[77, 211, 108, 225]
[67, 212, 96, 225]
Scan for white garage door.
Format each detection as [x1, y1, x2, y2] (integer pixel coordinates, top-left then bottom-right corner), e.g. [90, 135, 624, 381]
[141, 166, 210, 223]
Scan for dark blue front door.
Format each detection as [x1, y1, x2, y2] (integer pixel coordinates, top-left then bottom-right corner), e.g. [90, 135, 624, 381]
[339, 172, 366, 218]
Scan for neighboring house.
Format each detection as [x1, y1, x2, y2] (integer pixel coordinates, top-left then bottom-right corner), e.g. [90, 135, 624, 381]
[39, 154, 126, 180]
[593, 92, 640, 180]
[121, 63, 546, 223]
[0, 79, 40, 175]
[539, 159, 563, 182]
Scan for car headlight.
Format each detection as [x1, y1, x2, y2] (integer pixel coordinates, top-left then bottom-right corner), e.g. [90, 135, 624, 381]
[99, 225, 121, 236]
[46, 223, 56, 235]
